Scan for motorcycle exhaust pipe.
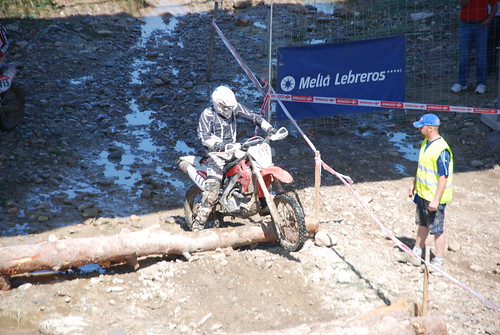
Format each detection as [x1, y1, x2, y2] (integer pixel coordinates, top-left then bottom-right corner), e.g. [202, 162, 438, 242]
[179, 160, 206, 191]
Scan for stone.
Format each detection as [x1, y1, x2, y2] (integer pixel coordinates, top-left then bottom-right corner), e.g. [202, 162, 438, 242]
[233, 0, 252, 9]
[447, 240, 460, 252]
[314, 231, 337, 247]
[471, 160, 484, 168]
[39, 316, 91, 335]
[235, 14, 251, 27]
[410, 12, 434, 21]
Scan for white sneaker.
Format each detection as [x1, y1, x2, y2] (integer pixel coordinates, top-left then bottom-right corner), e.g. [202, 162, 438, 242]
[428, 258, 444, 276]
[450, 83, 467, 93]
[475, 84, 486, 94]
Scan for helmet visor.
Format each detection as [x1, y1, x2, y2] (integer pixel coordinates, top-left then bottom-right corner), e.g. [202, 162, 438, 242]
[216, 103, 235, 118]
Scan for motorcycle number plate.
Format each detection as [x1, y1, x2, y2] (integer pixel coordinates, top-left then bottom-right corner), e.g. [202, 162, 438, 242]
[248, 143, 273, 168]
[0, 74, 11, 91]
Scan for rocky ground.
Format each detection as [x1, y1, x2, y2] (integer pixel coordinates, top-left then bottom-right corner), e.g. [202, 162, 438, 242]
[0, 0, 499, 334]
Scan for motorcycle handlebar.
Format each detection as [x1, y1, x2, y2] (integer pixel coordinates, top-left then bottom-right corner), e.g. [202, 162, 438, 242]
[222, 127, 288, 153]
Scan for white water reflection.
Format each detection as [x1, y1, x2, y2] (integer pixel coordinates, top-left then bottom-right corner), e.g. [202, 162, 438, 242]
[388, 132, 419, 161]
[174, 140, 194, 155]
[69, 76, 93, 85]
[353, 127, 419, 175]
[97, 1, 188, 195]
[254, 21, 267, 29]
[126, 99, 153, 125]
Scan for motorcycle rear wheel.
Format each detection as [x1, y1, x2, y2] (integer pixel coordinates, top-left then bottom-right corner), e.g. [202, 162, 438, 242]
[183, 185, 222, 231]
[272, 193, 307, 252]
[0, 84, 25, 131]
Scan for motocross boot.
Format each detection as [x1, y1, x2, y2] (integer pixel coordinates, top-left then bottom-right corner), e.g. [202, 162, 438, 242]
[192, 178, 220, 231]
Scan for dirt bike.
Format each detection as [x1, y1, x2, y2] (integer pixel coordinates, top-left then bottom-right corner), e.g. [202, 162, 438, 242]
[177, 127, 307, 252]
[0, 56, 25, 131]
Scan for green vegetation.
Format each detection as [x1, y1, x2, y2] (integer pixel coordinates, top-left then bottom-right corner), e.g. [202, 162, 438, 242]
[0, 0, 54, 18]
[0, 0, 147, 19]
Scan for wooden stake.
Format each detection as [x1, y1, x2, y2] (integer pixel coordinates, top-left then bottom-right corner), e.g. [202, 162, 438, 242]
[421, 248, 430, 316]
[314, 151, 321, 225]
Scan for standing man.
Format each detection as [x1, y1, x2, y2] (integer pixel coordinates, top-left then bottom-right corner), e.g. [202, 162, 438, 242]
[451, 0, 498, 94]
[398, 114, 454, 274]
[193, 85, 276, 231]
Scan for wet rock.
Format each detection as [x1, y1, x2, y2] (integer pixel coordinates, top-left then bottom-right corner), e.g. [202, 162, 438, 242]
[235, 14, 251, 27]
[471, 160, 484, 168]
[107, 147, 124, 161]
[141, 186, 153, 199]
[152, 78, 164, 85]
[38, 215, 50, 222]
[97, 178, 115, 186]
[333, 7, 354, 18]
[82, 207, 99, 218]
[78, 203, 94, 211]
[304, 5, 317, 12]
[95, 30, 113, 37]
[7, 206, 19, 214]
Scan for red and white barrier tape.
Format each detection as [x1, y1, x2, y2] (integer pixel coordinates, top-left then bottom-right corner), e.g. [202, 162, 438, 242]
[212, 21, 500, 312]
[269, 93, 500, 115]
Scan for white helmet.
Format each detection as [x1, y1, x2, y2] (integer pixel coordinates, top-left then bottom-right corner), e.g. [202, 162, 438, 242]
[211, 86, 237, 118]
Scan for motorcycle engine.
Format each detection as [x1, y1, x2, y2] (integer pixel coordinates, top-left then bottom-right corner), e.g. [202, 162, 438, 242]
[223, 186, 257, 218]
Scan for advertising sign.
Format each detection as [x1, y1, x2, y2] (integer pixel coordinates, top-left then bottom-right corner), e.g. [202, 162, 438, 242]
[277, 36, 406, 119]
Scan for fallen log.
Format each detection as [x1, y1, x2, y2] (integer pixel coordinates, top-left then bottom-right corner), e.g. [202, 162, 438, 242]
[0, 219, 318, 290]
[238, 311, 447, 335]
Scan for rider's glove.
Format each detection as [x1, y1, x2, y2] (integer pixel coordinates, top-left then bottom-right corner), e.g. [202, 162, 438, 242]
[268, 127, 277, 135]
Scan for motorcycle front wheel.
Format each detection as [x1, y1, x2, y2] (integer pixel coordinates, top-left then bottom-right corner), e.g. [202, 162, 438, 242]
[183, 185, 222, 231]
[0, 85, 25, 131]
[272, 193, 307, 252]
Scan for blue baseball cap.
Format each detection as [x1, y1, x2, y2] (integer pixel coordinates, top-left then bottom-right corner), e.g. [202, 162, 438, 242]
[413, 114, 440, 128]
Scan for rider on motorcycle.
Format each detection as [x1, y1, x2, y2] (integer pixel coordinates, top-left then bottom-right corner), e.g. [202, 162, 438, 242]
[193, 85, 277, 230]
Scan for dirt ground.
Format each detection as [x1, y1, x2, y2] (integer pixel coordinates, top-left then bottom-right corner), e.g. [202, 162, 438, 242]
[0, 0, 499, 334]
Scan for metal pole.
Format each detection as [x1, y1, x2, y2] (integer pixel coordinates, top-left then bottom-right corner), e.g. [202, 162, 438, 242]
[266, 0, 274, 121]
[497, 45, 499, 107]
[206, 1, 219, 82]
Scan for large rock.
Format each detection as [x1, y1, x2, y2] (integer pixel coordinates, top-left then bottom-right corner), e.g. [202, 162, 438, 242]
[233, 0, 252, 9]
[39, 316, 92, 335]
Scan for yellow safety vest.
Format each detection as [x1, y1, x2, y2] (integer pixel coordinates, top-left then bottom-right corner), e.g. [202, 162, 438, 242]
[415, 137, 453, 204]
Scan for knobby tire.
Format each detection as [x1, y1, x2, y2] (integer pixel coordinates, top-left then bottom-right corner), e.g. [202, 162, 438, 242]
[272, 193, 307, 252]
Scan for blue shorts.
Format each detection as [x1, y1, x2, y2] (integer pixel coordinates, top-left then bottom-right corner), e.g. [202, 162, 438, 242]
[414, 195, 446, 235]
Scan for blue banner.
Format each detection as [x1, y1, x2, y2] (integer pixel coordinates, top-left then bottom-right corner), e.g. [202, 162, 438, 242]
[276, 36, 406, 120]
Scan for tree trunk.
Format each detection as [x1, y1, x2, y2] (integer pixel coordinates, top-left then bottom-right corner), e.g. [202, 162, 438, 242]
[238, 312, 447, 335]
[1, 220, 319, 290]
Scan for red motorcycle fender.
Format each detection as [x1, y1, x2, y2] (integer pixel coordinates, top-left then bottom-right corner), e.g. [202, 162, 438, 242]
[260, 166, 294, 183]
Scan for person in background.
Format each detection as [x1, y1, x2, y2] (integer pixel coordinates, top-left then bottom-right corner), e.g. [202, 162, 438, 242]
[451, 0, 498, 94]
[193, 85, 276, 231]
[487, 4, 500, 75]
[397, 114, 454, 275]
